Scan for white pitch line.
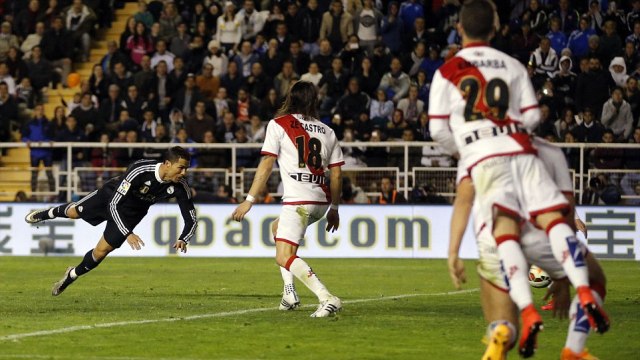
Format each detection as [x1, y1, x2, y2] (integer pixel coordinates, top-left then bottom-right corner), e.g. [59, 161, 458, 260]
[0, 289, 478, 342]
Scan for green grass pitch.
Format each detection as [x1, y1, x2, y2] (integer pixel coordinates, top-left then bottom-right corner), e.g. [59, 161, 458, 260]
[0, 257, 638, 359]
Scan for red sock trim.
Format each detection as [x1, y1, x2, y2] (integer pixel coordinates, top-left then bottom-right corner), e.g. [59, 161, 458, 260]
[495, 234, 520, 246]
[545, 218, 566, 235]
[284, 255, 298, 271]
[591, 281, 607, 301]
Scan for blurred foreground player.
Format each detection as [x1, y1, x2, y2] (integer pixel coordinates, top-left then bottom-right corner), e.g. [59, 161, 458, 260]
[232, 81, 344, 317]
[429, 0, 609, 356]
[25, 146, 197, 296]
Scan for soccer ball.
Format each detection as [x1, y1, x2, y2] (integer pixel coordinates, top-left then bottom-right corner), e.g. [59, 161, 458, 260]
[528, 265, 551, 288]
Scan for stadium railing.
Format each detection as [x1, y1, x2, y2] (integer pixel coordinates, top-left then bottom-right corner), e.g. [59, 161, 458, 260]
[0, 141, 638, 204]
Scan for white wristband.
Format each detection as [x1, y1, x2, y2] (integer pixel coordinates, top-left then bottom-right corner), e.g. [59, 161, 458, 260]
[246, 194, 255, 203]
[330, 204, 339, 210]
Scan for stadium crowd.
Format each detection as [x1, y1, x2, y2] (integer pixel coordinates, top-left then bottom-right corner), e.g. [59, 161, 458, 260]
[1, 0, 639, 204]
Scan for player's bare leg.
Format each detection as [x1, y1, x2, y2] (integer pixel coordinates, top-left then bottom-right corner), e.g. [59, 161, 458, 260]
[52, 236, 114, 296]
[536, 212, 609, 334]
[275, 241, 341, 317]
[493, 212, 542, 358]
[272, 219, 300, 310]
[480, 278, 518, 360]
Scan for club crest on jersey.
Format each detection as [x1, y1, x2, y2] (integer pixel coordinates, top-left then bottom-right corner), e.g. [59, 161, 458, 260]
[117, 180, 131, 195]
[139, 185, 149, 194]
[167, 186, 174, 194]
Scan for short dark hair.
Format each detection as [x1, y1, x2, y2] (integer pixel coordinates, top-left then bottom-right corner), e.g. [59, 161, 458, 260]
[164, 146, 191, 163]
[460, 0, 495, 41]
[276, 81, 319, 119]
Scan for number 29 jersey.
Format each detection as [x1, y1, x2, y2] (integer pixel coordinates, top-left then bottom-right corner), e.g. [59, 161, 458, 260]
[429, 44, 541, 171]
[261, 114, 345, 204]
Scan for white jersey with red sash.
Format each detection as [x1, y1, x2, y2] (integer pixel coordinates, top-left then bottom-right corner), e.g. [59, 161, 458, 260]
[261, 114, 345, 204]
[429, 43, 541, 172]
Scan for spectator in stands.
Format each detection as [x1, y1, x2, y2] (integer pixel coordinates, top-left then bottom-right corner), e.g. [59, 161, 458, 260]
[116, 130, 144, 167]
[567, 16, 595, 59]
[369, 89, 394, 127]
[220, 61, 245, 99]
[216, 2, 242, 55]
[139, 110, 158, 142]
[216, 111, 239, 143]
[100, 84, 123, 133]
[375, 176, 406, 204]
[170, 22, 191, 60]
[586, 0, 604, 33]
[623, 41, 639, 77]
[213, 87, 230, 122]
[120, 16, 136, 53]
[385, 109, 409, 140]
[56, 115, 87, 184]
[134, 0, 153, 28]
[150, 39, 175, 72]
[198, 130, 229, 169]
[575, 56, 613, 118]
[196, 63, 220, 101]
[352, 0, 381, 55]
[627, 20, 640, 50]
[0, 81, 18, 127]
[551, 0, 580, 35]
[609, 56, 629, 88]
[624, 77, 640, 125]
[234, 40, 259, 78]
[600, 20, 623, 65]
[298, 0, 322, 56]
[273, 60, 298, 99]
[65, 0, 96, 62]
[530, 37, 558, 81]
[71, 92, 102, 141]
[415, 112, 431, 141]
[89, 64, 110, 102]
[185, 100, 215, 143]
[102, 40, 130, 77]
[0, 22, 19, 63]
[122, 84, 147, 122]
[149, 60, 174, 116]
[421, 44, 443, 82]
[169, 57, 188, 93]
[233, 126, 257, 168]
[40, 17, 72, 87]
[396, 85, 424, 124]
[335, 77, 370, 125]
[245, 61, 269, 100]
[341, 177, 369, 204]
[511, 22, 539, 64]
[237, 0, 265, 43]
[231, 87, 258, 124]
[624, 127, 640, 169]
[629, 1, 640, 34]
[285, 41, 309, 78]
[521, 0, 547, 36]
[174, 74, 202, 119]
[126, 21, 154, 67]
[300, 61, 323, 87]
[16, 77, 37, 114]
[110, 61, 133, 92]
[204, 40, 228, 78]
[535, 103, 557, 138]
[20, 21, 45, 60]
[159, 2, 181, 42]
[591, 129, 624, 169]
[246, 114, 265, 142]
[380, 1, 403, 55]
[26, 46, 53, 96]
[601, 87, 634, 141]
[554, 107, 579, 140]
[401, 41, 425, 78]
[319, 57, 348, 116]
[546, 16, 567, 56]
[404, 16, 428, 54]
[379, 57, 410, 102]
[116, 109, 138, 134]
[0, 62, 15, 95]
[320, 0, 353, 53]
[258, 87, 278, 121]
[14, 0, 41, 40]
[573, 107, 605, 143]
[22, 104, 55, 193]
[166, 108, 185, 140]
[552, 56, 577, 107]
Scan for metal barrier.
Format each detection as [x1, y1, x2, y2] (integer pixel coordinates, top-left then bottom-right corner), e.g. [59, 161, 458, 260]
[1, 141, 639, 204]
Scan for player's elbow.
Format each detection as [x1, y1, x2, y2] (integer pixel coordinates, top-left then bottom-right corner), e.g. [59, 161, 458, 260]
[522, 108, 541, 133]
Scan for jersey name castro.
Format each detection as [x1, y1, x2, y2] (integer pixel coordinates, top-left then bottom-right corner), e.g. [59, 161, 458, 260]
[429, 45, 540, 170]
[261, 114, 344, 204]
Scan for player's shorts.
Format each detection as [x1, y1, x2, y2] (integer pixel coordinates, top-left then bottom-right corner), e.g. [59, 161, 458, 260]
[274, 204, 329, 246]
[476, 222, 587, 291]
[471, 154, 568, 226]
[73, 189, 145, 248]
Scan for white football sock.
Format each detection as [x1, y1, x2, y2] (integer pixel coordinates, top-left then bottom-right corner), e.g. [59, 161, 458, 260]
[288, 257, 331, 302]
[279, 266, 296, 294]
[547, 222, 589, 288]
[496, 237, 533, 310]
[565, 289, 603, 353]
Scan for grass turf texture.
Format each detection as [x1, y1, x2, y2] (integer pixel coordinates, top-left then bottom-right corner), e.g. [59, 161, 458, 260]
[0, 258, 638, 359]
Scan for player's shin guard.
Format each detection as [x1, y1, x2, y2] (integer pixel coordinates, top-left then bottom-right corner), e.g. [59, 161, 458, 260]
[73, 249, 103, 277]
[286, 256, 331, 302]
[495, 235, 533, 311]
[546, 219, 589, 288]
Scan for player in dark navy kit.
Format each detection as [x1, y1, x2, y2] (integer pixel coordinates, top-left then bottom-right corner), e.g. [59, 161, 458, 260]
[25, 146, 197, 296]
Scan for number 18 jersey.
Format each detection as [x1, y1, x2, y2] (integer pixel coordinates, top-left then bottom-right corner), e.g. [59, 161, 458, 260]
[429, 44, 541, 171]
[261, 114, 344, 204]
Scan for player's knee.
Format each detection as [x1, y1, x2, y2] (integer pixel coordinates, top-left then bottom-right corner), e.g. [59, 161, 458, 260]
[275, 253, 289, 268]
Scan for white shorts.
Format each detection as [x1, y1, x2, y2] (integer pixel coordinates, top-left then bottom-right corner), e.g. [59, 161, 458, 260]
[275, 204, 329, 246]
[471, 154, 568, 226]
[476, 222, 587, 291]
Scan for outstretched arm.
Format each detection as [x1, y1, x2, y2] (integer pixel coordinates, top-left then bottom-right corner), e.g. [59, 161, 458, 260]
[449, 177, 474, 290]
[231, 155, 276, 221]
